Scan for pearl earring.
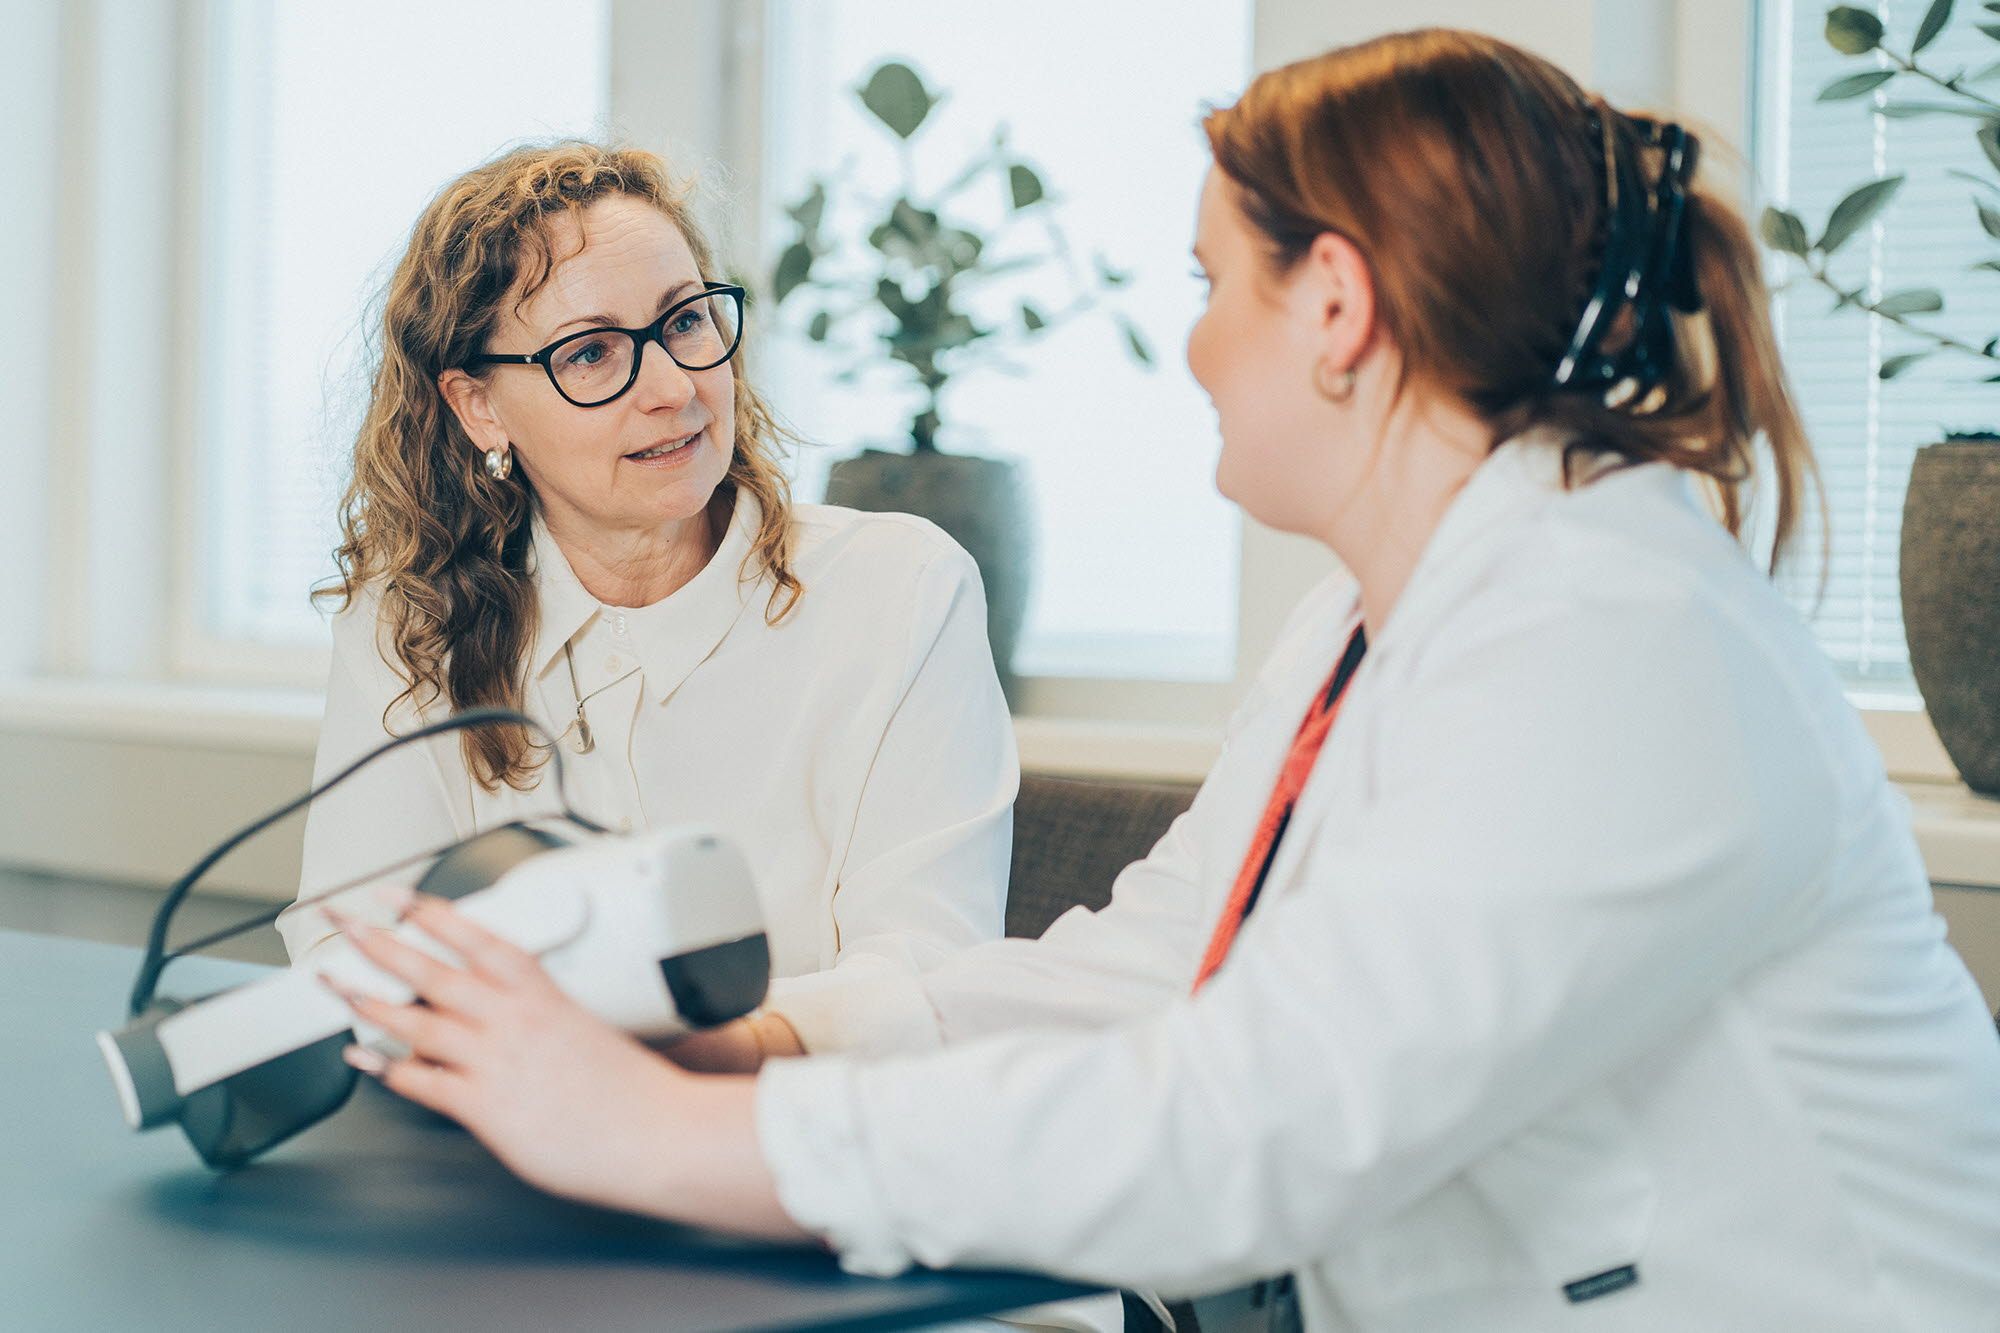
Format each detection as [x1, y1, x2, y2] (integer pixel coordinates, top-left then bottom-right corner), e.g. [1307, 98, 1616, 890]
[1313, 363, 1357, 403]
[483, 445, 513, 481]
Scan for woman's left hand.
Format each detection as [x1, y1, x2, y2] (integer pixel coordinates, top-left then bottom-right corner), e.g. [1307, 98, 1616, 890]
[324, 894, 690, 1215]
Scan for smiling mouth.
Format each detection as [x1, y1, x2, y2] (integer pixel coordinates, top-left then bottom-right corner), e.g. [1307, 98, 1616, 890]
[625, 430, 702, 461]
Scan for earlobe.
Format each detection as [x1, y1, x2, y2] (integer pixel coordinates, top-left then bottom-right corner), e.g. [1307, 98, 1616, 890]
[1308, 231, 1377, 373]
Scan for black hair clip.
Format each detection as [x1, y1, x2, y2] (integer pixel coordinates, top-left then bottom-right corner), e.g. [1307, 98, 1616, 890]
[1553, 111, 1703, 414]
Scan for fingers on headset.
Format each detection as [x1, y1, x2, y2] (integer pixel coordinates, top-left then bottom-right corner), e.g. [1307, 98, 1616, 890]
[345, 991, 477, 1067]
[370, 1052, 471, 1122]
[331, 916, 486, 1014]
[404, 894, 540, 985]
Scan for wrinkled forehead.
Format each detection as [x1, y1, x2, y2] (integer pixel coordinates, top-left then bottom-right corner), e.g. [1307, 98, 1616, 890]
[505, 196, 703, 344]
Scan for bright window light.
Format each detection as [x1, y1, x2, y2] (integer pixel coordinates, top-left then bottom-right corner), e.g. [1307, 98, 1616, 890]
[760, 1, 1252, 681]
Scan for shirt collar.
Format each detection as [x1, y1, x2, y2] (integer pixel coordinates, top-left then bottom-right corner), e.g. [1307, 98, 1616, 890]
[527, 488, 764, 705]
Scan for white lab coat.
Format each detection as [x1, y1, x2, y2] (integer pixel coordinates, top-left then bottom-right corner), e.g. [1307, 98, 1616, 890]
[278, 491, 1015, 1056]
[756, 433, 2000, 1331]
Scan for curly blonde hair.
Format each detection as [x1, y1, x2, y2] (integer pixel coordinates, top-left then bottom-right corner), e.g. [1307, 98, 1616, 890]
[319, 141, 800, 791]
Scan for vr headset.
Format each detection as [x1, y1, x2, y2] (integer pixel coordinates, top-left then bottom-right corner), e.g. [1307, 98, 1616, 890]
[97, 708, 771, 1171]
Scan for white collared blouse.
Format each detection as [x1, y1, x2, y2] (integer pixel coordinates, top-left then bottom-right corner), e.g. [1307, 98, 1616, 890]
[278, 490, 1015, 1055]
[754, 433, 2000, 1331]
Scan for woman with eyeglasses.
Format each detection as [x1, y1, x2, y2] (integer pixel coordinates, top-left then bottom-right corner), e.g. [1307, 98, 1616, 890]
[279, 142, 1022, 1080]
[326, 32, 2000, 1331]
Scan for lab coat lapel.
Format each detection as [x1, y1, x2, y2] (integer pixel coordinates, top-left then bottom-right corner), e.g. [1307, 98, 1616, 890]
[1245, 431, 1577, 909]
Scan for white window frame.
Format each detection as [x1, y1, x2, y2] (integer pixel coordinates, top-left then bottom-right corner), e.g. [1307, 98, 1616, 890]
[152, 0, 1335, 731]
[164, 0, 328, 685]
[11, 0, 1965, 788]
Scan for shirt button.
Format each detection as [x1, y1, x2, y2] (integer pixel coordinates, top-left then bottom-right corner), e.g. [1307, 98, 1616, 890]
[616, 817, 633, 833]
[605, 654, 622, 673]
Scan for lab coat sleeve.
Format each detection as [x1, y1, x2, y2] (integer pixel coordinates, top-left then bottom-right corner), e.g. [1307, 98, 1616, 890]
[760, 543, 1015, 1057]
[755, 581, 1843, 1292]
[276, 595, 470, 968]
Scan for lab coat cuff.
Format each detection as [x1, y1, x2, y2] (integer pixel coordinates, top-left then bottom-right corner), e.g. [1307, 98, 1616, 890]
[755, 1055, 914, 1277]
[762, 966, 947, 1057]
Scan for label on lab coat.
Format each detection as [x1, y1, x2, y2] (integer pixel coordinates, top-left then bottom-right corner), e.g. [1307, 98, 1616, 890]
[1563, 1265, 1640, 1303]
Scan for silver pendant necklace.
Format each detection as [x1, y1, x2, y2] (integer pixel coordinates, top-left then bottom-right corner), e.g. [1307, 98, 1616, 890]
[549, 639, 640, 755]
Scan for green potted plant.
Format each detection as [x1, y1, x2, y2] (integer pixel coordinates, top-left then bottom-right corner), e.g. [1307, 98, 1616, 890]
[1760, 0, 2000, 795]
[767, 59, 1152, 699]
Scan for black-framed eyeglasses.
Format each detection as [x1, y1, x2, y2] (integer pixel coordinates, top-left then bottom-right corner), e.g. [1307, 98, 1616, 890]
[464, 282, 746, 408]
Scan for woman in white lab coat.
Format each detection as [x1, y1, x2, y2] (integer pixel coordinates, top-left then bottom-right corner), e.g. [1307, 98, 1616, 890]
[283, 142, 1018, 1066]
[325, 31, 2000, 1330]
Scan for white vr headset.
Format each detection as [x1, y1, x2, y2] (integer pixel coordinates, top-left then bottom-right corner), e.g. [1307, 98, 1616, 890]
[96, 708, 771, 1170]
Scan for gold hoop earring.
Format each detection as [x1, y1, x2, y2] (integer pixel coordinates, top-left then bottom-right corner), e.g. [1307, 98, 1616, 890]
[1313, 363, 1357, 404]
[483, 445, 513, 481]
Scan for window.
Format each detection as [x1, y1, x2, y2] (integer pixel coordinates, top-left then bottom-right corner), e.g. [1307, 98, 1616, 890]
[1755, 0, 2000, 704]
[187, 0, 610, 659]
[758, 1, 1253, 681]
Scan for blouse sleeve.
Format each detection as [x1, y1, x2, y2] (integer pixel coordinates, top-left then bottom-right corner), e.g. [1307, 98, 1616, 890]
[276, 596, 470, 968]
[759, 542, 1015, 1056]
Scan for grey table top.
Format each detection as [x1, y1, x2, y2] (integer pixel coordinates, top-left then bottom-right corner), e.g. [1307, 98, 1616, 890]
[0, 930, 1091, 1332]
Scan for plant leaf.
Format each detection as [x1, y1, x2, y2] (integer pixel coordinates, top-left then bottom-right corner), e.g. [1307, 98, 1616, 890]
[1874, 287, 1944, 315]
[786, 182, 827, 236]
[1980, 121, 2000, 176]
[1819, 176, 1905, 253]
[1879, 351, 1932, 378]
[1819, 69, 1897, 100]
[1915, 0, 1955, 53]
[858, 61, 934, 139]
[1979, 198, 2000, 236]
[1008, 163, 1045, 209]
[772, 242, 814, 305]
[1117, 315, 1153, 366]
[1826, 5, 1886, 52]
[1760, 206, 1812, 256]
[1881, 100, 1997, 118]
[870, 197, 944, 263]
[1021, 303, 1047, 332]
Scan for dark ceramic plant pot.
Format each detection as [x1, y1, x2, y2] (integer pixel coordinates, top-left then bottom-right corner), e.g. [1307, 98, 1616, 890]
[824, 449, 1034, 702]
[1900, 442, 2000, 796]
